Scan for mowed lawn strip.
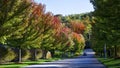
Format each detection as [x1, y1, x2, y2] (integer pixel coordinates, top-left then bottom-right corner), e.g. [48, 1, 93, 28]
[97, 58, 120, 68]
[0, 58, 61, 68]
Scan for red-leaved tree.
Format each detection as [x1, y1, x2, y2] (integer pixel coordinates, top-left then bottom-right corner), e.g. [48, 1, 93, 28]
[70, 21, 85, 34]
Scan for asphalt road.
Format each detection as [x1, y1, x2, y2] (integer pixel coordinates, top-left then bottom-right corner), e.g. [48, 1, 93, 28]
[25, 49, 106, 68]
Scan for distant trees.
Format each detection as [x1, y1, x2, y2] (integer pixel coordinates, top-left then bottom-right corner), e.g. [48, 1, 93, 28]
[61, 13, 95, 50]
[52, 16, 85, 57]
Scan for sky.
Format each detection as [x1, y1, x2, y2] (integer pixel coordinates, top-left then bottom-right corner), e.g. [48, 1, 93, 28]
[34, 0, 94, 16]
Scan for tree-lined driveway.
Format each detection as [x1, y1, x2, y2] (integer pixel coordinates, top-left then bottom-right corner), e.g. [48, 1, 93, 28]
[25, 49, 106, 68]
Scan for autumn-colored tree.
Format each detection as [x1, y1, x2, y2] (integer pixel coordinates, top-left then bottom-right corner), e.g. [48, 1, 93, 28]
[30, 3, 56, 59]
[0, 0, 87, 62]
[71, 32, 85, 55]
[70, 21, 85, 34]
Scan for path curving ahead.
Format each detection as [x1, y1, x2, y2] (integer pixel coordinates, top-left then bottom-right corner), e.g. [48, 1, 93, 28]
[25, 49, 106, 68]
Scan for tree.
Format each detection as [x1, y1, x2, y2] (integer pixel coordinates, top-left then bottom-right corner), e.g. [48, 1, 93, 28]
[71, 32, 85, 55]
[91, 0, 120, 58]
[0, 0, 32, 44]
[0, 0, 34, 62]
[51, 17, 72, 57]
[31, 4, 56, 59]
[70, 21, 85, 34]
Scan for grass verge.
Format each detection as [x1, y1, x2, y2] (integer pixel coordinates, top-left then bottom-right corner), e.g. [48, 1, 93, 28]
[0, 58, 61, 68]
[97, 58, 120, 68]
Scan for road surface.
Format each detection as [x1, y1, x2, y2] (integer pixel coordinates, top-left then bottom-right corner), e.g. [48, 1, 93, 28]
[25, 49, 106, 68]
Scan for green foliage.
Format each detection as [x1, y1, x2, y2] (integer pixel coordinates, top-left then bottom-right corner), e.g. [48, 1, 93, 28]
[0, 47, 16, 63]
[74, 52, 80, 56]
[72, 39, 84, 54]
[35, 49, 42, 59]
[30, 49, 42, 60]
[91, 0, 120, 58]
[21, 49, 31, 61]
[91, 0, 120, 45]
[0, 0, 31, 44]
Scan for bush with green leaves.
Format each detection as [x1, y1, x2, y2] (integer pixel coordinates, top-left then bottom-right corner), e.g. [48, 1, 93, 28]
[36, 49, 42, 59]
[21, 49, 31, 61]
[0, 46, 16, 63]
[30, 49, 43, 60]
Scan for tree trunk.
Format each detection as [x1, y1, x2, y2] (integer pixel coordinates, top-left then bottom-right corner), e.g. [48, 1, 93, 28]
[109, 48, 111, 58]
[107, 49, 110, 57]
[117, 46, 120, 58]
[18, 48, 22, 63]
[34, 49, 37, 61]
[114, 45, 117, 58]
[110, 48, 114, 58]
[104, 43, 107, 59]
[100, 51, 102, 57]
[115, 46, 120, 59]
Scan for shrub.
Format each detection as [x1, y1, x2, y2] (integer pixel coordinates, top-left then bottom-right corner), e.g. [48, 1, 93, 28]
[54, 51, 62, 58]
[30, 49, 42, 60]
[74, 52, 80, 56]
[46, 51, 52, 59]
[0, 46, 16, 63]
[36, 49, 42, 59]
[21, 49, 31, 61]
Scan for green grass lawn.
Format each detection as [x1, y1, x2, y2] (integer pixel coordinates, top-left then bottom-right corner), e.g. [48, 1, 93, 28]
[98, 58, 120, 68]
[0, 58, 61, 68]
